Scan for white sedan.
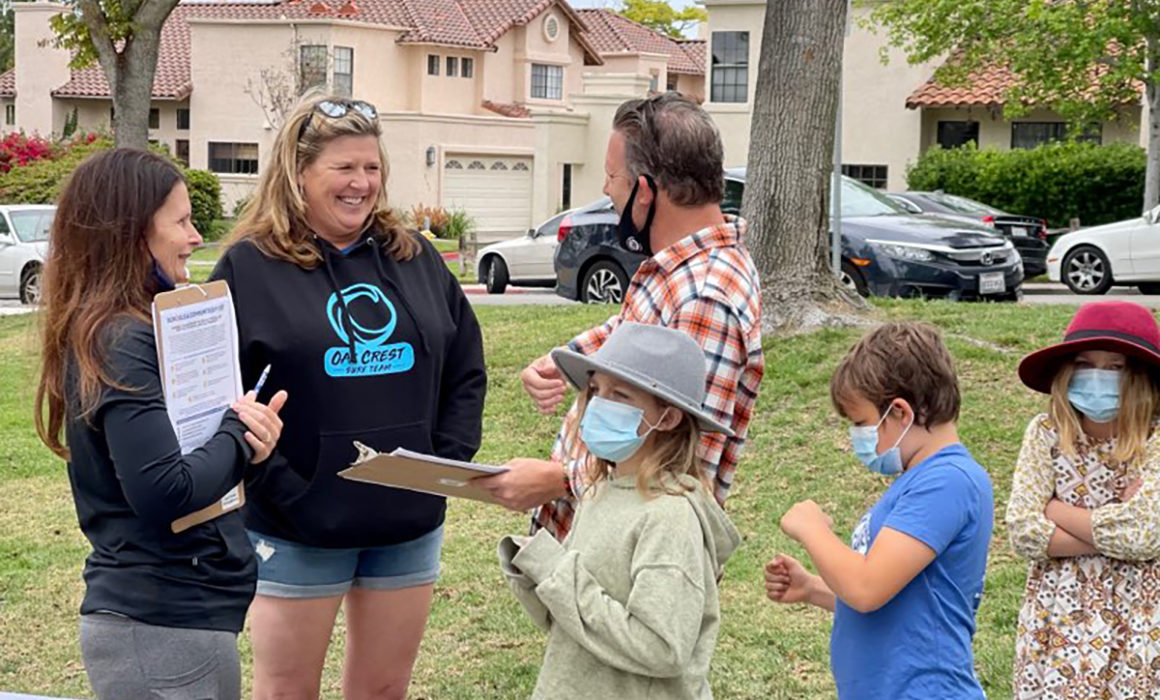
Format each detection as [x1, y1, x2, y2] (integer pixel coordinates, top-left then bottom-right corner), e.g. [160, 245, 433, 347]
[1047, 206, 1160, 294]
[476, 211, 564, 294]
[0, 204, 54, 304]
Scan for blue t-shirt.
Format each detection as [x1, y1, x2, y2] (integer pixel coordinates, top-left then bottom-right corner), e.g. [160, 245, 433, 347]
[831, 444, 993, 700]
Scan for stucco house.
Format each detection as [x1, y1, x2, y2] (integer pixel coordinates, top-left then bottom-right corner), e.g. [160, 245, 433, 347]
[703, 0, 1148, 192]
[0, 0, 708, 240]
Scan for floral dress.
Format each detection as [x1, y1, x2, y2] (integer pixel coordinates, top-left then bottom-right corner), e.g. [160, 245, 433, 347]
[1006, 414, 1160, 699]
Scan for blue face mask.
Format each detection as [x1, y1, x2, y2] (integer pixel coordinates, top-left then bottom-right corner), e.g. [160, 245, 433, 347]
[849, 407, 914, 476]
[1068, 368, 1121, 423]
[580, 396, 664, 464]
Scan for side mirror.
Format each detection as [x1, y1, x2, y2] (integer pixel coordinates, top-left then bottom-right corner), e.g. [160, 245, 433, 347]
[527, 228, 536, 237]
[0, 234, 14, 246]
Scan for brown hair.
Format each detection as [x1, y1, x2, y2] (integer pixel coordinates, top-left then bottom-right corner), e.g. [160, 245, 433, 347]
[830, 322, 962, 428]
[35, 148, 185, 458]
[228, 92, 418, 266]
[567, 383, 707, 499]
[1048, 357, 1158, 464]
[612, 92, 724, 206]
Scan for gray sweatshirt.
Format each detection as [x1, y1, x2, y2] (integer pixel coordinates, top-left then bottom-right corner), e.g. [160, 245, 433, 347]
[498, 474, 741, 699]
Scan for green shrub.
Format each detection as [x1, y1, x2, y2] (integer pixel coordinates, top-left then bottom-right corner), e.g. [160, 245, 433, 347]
[0, 137, 113, 204]
[183, 169, 222, 236]
[906, 141, 1145, 227]
[442, 209, 475, 241]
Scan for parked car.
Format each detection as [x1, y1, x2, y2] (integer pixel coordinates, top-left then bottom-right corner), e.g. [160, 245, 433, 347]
[0, 205, 53, 304]
[887, 191, 1050, 277]
[475, 211, 563, 294]
[555, 172, 1023, 303]
[1046, 205, 1160, 294]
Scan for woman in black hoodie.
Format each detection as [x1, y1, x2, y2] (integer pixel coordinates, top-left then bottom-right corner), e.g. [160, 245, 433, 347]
[35, 148, 287, 699]
[210, 94, 486, 699]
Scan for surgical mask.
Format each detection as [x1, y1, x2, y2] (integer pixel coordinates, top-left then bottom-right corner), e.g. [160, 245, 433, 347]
[580, 396, 664, 463]
[1068, 368, 1121, 423]
[617, 175, 657, 257]
[849, 407, 914, 476]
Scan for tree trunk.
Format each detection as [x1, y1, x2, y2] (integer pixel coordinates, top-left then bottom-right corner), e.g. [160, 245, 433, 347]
[1145, 34, 1160, 212]
[79, 0, 177, 149]
[741, 0, 864, 334]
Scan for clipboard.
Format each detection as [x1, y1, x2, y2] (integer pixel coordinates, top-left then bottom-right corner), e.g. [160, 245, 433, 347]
[338, 443, 508, 505]
[152, 280, 246, 534]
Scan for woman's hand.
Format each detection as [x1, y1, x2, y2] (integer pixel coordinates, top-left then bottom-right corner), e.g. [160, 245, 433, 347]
[232, 390, 288, 464]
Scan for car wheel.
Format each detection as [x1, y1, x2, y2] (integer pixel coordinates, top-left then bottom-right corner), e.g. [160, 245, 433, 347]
[1061, 246, 1113, 295]
[19, 265, 41, 305]
[1138, 283, 1160, 295]
[580, 260, 628, 304]
[484, 256, 508, 294]
[839, 261, 869, 297]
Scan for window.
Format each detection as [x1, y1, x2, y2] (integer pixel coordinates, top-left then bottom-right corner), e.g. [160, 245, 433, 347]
[666, 73, 678, 91]
[936, 121, 978, 149]
[5, 104, 13, 126]
[562, 163, 572, 210]
[462, 57, 474, 78]
[208, 142, 259, 175]
[427, 54, 440, 76]
[176, 139, 190, 166]
[490, 161, 508, 170]
[109, 106, 115, 123]
[1011, 122, 1066, 149]
[711, 31, 748, 103]
[531, 63, 564, 100]
[722, 178, 744, 215]
[841, 164, 888, 190]
[299, 45, 328, 92]
[148, 108, 160, 129]
[467, 160, 485, 170]
[446, 56, 458, 78]
[544, 15, 560, 42]
[334, 46, 353, 98]
[649, 72, 659, 92]
[176, 108, 190, 130]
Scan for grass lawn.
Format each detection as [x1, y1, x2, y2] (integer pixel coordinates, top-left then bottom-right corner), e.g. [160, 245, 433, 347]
[0, 300, 1079, 698]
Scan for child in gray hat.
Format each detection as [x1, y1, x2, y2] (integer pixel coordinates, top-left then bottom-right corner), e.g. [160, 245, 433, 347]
[498, 322, 741, 700]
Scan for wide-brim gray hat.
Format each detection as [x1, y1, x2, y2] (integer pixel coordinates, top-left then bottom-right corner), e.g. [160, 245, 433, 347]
[551, 322, 734, 437]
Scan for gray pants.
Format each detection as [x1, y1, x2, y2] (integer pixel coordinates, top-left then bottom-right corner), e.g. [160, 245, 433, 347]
[79, 613, 240, 700]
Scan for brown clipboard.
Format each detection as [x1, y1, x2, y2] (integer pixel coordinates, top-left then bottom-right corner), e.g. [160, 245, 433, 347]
[338, 445, 508, 505]
[152, 280, 246, 534]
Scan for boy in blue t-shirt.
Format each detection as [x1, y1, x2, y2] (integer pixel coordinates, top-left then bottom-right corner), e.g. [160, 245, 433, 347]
[764, 322, 993, 699]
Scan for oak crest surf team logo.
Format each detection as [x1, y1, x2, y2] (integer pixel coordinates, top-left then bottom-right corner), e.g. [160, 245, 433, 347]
[324, 283, 414, 377]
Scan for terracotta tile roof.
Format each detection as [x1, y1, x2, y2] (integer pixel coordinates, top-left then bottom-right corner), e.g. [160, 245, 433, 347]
[906, 62, 1014, 109]
[52, 5, 194, 99]
[481, 99, 530, 118]
[576, 9, 703, 75]
[45, 0, 605, 101]
[0, 69, 13, 98]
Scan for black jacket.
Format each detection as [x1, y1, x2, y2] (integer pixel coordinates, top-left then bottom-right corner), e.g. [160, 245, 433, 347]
[66, 318, 256, 633]
[210, 232, 486, 548]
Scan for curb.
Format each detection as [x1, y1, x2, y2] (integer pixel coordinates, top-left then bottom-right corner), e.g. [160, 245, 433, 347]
[460, 284, 545, 296]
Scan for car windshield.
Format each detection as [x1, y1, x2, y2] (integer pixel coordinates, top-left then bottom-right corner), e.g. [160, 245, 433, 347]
[927, 192, 1001, 216]
[841, 178, 907, 217]
[9, 210, 53, 243]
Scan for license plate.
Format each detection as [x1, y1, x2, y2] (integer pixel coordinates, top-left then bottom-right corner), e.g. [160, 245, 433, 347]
[979, 272, 1006, 295]
[1010, 226, 1028, 237]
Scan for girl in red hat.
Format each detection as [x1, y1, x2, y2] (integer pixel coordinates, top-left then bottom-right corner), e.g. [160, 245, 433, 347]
[1007, 300, 1160, 699]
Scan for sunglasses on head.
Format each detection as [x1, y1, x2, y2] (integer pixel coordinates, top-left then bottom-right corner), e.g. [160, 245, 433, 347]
[297, 99, 379, 142]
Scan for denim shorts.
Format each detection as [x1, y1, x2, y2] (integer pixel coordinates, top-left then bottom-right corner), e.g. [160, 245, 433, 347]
[246, 526, 443, 599]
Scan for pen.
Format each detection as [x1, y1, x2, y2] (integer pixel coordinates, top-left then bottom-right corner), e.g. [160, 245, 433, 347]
[252, 364, 271, 396]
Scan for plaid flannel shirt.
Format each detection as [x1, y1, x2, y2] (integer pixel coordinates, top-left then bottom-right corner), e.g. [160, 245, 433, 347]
[531, 217, 765, 540]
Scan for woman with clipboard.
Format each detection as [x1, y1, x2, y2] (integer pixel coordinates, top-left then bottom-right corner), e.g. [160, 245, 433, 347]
[34, 148, 288, 700]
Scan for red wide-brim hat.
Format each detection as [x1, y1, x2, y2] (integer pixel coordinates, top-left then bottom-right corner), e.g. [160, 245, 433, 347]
[1018, 300, 1160, 394]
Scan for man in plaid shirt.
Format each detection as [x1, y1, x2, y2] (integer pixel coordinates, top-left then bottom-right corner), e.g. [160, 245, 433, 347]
[475, 93, 765, 540]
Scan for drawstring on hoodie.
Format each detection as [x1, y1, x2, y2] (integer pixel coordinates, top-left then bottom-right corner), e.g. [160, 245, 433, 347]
[315, 233, 432, 364]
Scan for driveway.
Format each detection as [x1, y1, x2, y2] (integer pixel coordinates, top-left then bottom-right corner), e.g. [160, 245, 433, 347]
[1020, 282, 1160, 308]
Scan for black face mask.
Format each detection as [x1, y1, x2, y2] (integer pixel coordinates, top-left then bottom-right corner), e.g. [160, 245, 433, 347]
[150, 258, 176, 293]
[618, 174, 657, 257]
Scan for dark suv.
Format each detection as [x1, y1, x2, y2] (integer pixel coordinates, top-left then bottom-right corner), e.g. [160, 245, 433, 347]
[554, 170, 1023, 303]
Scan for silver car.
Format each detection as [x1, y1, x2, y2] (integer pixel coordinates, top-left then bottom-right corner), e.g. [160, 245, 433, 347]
[476, 211, 567, 294]
[0, 204, 53, 304]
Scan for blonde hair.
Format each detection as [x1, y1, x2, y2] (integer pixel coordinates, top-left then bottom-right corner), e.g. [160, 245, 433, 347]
[1048, 357, 1159, 464]
[227, 91, 418, 266]
[568, 383, 707, 499]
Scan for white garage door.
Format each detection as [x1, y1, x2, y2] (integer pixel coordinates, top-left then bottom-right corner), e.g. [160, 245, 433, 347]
[442, 155, 533, 241]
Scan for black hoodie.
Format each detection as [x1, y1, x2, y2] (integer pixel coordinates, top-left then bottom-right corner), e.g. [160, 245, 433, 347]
[210, 231, 486, 548]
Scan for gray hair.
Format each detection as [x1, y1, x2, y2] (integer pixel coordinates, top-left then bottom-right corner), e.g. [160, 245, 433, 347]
[612, 93, 725, 206]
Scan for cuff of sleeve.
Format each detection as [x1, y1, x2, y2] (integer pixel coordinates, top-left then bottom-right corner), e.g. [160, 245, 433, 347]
[1089, 507, 1117, 555]
[512, 528, 565, 584]
[497, 535, 531, 583]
